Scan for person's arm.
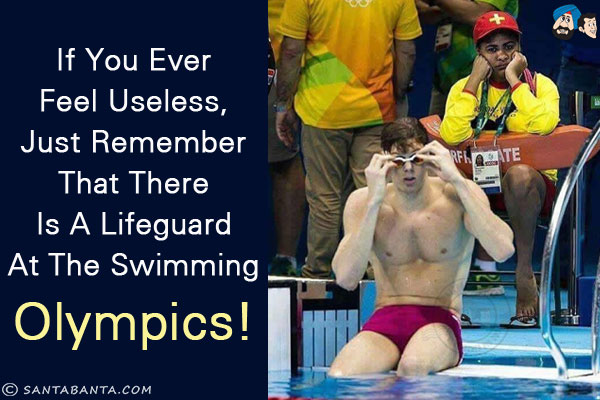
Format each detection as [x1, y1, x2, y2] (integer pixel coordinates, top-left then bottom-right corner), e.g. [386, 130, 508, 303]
[416, 0, 446, 25]
[417, 141, 515, 262]
[393, 39, 416, 101]
[275, 0, 309, 147]
[505, 54, 560, 135]
[275, 36, 305, 147]
[439, 81, 477, 144]
[439, 56, 491, 145]
[431, 0, 498, 26]
[391, 0, 422, 104]
[454, 178, 515, 262]
[276, 37, 304, 109]
[333, 154, 396, 291]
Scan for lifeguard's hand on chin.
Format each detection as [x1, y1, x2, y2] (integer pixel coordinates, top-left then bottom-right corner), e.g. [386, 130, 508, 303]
[364, 154, 395, 205]
[417, 141, 462, 184]
[464, 55, 491, 94]
[471, 55, 492, 83]
[506, 52, 527, 79]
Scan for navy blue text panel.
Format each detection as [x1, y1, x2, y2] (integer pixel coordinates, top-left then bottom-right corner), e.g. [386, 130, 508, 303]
[1, 3, 266, 398]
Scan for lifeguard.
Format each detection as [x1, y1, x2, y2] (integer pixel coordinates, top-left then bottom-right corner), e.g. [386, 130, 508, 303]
[439, 11, 560, 326]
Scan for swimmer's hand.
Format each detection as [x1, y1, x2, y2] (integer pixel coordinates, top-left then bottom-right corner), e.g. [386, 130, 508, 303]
[417, 141, 462, 184]
[365, 153, 396, 205]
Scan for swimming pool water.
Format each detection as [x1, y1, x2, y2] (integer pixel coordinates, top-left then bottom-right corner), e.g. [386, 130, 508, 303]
[269, 361, 600, 400]
[269, 370, 600, 399]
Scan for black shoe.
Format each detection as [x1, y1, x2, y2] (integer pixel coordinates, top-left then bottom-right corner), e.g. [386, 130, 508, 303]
[269, 256, 297, 277]
[464, 266, 505, 296]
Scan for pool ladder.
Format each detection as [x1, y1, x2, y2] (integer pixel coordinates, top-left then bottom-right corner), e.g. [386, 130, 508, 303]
[540, 117, 600, 379]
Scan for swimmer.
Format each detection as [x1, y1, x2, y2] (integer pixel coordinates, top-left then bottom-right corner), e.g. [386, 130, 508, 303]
[328, 118, 514, 376]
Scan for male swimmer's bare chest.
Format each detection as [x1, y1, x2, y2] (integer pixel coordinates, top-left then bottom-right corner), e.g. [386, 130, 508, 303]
[370, 188, 472, 310]
[372, 195, 466, 266]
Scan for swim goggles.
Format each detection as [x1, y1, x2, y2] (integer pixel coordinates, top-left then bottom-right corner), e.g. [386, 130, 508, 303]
[392, 153, 425, 167]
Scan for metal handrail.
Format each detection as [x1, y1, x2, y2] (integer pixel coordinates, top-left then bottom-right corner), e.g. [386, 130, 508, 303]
[592, 254, 600, 374]
[540, 118, 600, 379]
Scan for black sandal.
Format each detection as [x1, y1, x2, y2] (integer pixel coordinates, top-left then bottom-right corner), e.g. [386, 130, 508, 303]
[499, 315, 539, 329]
[461, 314, 481, 329]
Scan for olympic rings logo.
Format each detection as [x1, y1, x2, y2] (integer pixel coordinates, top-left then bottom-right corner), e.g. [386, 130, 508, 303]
[344, 0, 373, 8]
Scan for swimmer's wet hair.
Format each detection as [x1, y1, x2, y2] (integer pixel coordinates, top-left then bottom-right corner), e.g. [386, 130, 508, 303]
[381, 117, 428, 153]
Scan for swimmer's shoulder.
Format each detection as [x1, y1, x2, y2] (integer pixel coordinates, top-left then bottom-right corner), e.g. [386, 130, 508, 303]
[439, 178, 489, 209]
[427, 177, 459, 203]
[440, 180, 460, 203]
[344, 187, 370, 216]
[346, 187, 368, 205]
[345, 185, 394, 215]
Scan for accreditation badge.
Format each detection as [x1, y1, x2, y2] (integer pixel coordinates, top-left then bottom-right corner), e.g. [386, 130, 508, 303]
[471, 146, 502, 194]
[268, 68, 276, 87]
[434, 22, 452, 52]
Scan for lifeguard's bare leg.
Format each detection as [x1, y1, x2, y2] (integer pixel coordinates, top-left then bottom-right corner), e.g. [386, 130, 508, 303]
[502, 165, 546, 319]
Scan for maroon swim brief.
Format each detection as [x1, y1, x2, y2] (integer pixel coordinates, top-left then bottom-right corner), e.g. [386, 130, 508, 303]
[361, 304, 463, 365]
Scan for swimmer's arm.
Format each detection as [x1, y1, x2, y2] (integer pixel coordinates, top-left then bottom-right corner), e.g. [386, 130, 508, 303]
[418, 141, 513, 261]
[333, 191, 379, 291]
[453, 178, 515, 262]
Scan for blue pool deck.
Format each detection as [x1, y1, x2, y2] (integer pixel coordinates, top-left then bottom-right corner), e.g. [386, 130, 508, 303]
[444, 287, 599, 384]
[462, 287, 590, 360]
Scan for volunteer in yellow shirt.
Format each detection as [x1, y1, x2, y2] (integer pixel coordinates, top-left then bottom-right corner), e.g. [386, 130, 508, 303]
[276, 0, 422, 279]
[439, 11, 559, 327]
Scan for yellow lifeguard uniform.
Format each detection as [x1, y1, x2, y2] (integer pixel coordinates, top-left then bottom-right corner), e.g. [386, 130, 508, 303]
[440, 74, 560, 180]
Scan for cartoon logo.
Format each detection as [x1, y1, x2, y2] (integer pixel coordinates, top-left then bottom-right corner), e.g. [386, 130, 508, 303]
[578, 13, 597, 38]
[553, 5, 597, 40]
[552, 4, 581, 40]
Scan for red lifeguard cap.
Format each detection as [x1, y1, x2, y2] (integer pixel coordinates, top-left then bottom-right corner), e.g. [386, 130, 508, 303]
[473, 11, 521, 43]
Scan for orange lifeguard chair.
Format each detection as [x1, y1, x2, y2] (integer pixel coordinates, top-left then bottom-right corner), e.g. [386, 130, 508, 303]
[419, 115, 599, 328]
[419, 115, 596, 177]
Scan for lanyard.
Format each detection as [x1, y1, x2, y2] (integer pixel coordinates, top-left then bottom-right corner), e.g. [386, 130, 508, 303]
[473, 80, 513, 140]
